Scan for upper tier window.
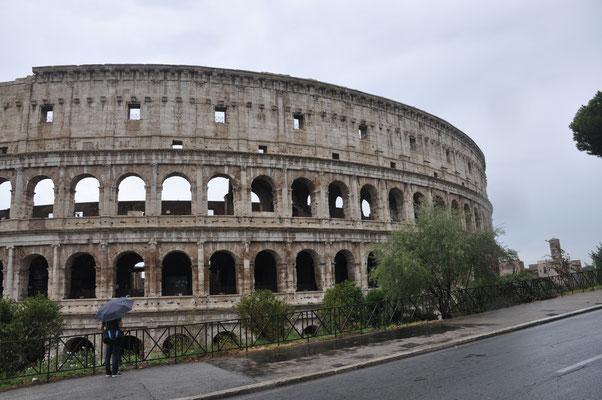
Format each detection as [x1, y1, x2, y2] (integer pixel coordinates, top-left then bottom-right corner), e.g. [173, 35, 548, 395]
[129, 104, 141, 120]
[293, 114, 304, 130]
[215, 107, 226, 124]
[41, 105, 53, 123]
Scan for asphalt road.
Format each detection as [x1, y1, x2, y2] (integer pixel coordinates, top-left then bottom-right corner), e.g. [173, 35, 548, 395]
[232, 309, 602, 400]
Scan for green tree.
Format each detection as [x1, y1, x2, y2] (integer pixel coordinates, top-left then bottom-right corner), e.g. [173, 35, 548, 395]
[0, 295, 63, 378]
[320, 281, 364, 332]
[590, 242, 602, 269]
[235, 290, 292, 341]
[373, 204, 512, 319]
[569, 91, 602, 158]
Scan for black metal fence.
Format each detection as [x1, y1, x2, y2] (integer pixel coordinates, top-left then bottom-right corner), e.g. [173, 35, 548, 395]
[1, 269, 601, 384]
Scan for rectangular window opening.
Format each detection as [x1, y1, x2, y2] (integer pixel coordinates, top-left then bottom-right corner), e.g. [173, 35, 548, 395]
[41, 105, 54, 123]
[409, 137, 417, 151]
[390, 162, 396, 168]
[293, 114, 304, 130]
[258, 145, 267, 153]
[332, 153, 340, 160]
[0, 147, 7, 154]
[446, 149, 451, 163]
[358, 124, 368, 139]
[128, 104, 141, 120]
[215, 107, 226, 124]
[172, 140, 183, 149]
[434, 172, 439, 178]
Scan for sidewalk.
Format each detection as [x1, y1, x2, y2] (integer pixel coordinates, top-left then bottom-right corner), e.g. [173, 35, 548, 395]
[2, 290, 602, 400]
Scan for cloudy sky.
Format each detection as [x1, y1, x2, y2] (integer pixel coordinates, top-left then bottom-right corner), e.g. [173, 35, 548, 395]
[0, 0, 600, 265]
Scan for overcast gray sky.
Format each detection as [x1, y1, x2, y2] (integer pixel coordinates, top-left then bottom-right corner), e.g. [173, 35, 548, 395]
[0, 0, 600, 265]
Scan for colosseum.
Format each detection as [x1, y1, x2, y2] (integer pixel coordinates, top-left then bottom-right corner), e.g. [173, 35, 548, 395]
[0, 64, 492, 335]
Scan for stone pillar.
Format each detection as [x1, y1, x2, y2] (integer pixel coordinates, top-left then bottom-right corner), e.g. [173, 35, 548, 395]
[285, 240, 296, 293]
[240, 241, 251, 294]
[349, 178, 360, 221]
[98, 243, 109, 298]
[359, 243, 368, 290]
[147, 241, 159, 297]
[239, 168, 251, 216]
[324, 242, 334, 289]
[379, 181, 391, 223]
[147, 163, 160, 216]
[317, 186, 328, 219]
[50, 243, 60, 300]
[5, 246, 14, 299]
[12, 167, 26, 219]
[196, 167, 207, 216]
[403, 184, 415, 222]
[279, 171, 289, 218]
[196, 241, 205, 296]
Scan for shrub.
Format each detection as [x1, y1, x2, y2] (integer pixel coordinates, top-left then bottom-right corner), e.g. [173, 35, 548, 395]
[235, 290, 292, 341]
[320, 281, 364, 332]
[0, 295, 63, 379]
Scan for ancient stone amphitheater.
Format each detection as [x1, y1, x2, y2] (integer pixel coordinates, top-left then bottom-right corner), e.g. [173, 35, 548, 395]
[0, 64, 491, 334]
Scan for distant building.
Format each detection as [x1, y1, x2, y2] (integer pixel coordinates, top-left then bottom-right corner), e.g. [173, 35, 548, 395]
[528, 238, 582, 278]
[499, 260, 525, 276]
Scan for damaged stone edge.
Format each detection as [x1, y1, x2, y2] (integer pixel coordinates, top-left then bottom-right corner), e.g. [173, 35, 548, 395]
[173, 304, 602, 400]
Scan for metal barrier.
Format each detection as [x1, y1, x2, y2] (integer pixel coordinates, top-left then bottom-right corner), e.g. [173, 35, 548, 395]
[1, 269, 601, 384]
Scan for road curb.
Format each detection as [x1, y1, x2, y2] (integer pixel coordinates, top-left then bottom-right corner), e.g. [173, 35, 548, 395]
[175, 304, 602, 400]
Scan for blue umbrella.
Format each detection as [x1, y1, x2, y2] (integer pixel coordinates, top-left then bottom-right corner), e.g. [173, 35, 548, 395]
[95, 297, 134, 322]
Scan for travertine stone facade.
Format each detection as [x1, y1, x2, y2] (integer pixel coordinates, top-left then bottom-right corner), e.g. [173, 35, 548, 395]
[0, 65, 492, 334]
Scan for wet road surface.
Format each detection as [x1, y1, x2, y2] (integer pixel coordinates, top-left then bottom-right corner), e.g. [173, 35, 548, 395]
[230, 309, 602, 400]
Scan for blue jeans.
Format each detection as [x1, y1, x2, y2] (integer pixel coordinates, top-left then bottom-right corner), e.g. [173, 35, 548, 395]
[104, 341, 120, 375]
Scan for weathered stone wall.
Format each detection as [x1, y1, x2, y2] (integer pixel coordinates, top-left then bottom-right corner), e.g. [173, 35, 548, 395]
[0, 64, 493, 336]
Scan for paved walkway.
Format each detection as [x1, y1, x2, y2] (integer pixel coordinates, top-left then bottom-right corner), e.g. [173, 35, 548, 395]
[2, 290, 602, 400]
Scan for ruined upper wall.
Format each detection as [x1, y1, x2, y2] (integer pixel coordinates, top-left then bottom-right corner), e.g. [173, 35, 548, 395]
[0, 64, 487, 194]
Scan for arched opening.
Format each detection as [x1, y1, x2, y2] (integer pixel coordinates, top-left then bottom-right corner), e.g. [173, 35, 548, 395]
[74, 177, 100, 217]
[64, 337, 94, 354]
[162, 333, 191, 353]
[296, 251, 318, 291]
[291, 178, 313, 217]
[162, 252, 192, 296]
[388, 188, 404, 222]
[207, 176, 234, 216]
[122, 335, 143, 357]
[161, 176, 191, 215]
[0, 180, 11, 220]
[27, 256, 48, 297]
[434, 195, 446, 210]
[210, 251, 236, 295]
[115, 252, 145, 298]
[254, 251, 278, 292]
[367, 252, 378, 288]
[117, 176, 146, 216]
[334, 251, 352, 284]
[474, 208, 482, 231]
[251, 177, 274, 212]
[464, 204, 473, 231]
[67, 253, 96, 299]
[413, 192, 424, 220]
[360, 185, 378, 220]
[328, 181, 348, 219]
[451, 200, 459, 213]
[32, 178, 54, 218]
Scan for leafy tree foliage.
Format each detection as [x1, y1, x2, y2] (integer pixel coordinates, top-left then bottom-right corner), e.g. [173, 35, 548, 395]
[590, 242, 602, 269]
[320, 281, 365, 331]
[0, 295, 64, 378]
[569, 91, 602, 158]
[235, 290, 292, 341]
[373, 204, 512, 319]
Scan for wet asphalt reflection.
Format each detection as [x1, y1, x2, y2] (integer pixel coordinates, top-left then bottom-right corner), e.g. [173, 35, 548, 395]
[208, 322, 472, 378]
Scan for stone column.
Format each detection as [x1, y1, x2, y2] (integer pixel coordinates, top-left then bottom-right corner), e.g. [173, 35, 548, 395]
[50, 243, 61, 300]
[98, 242, 109, 298]
[5, 246, 14, 299]
[349, 178, 360, 221]
[147, 241, 159, 297]
[379, 181, 391, 223]
[147, 163, 159, 216]
[285, 240, 296, 293]
[196, 241, 205, 296]
[403, 184, 414, 222]
[12, 167, 26, 219]
[324, 242, 334, 289]
[358, 243, 368, 290]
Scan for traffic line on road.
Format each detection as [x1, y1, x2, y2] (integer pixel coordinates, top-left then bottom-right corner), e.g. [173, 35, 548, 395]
[557, 353, 602, 374]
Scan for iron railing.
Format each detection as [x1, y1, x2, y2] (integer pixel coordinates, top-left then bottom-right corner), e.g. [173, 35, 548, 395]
[1, 269, 601, 384]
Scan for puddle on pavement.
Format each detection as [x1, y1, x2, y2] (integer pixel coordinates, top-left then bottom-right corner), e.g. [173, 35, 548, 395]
[208, 322, 469, 377]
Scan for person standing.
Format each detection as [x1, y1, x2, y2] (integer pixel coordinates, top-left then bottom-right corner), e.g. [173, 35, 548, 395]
[101, 318, 123, 377]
